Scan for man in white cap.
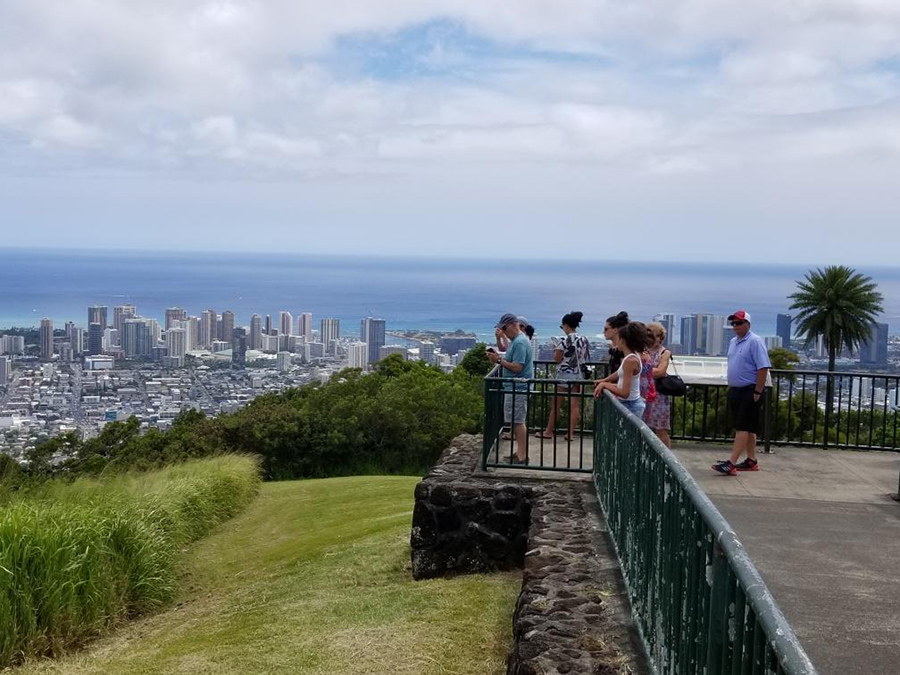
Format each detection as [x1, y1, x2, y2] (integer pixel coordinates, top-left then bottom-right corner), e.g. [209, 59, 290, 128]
[487, 313, 534, 463]
[713, 310, 771, 476]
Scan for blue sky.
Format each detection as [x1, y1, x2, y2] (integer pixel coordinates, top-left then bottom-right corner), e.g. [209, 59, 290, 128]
[1, 1, 899, 264]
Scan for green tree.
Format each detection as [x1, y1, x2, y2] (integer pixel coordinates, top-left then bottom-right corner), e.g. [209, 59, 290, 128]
[768, 347, 799, 371]
[458, 343, 493, 377]
[789, 265, 884, 426]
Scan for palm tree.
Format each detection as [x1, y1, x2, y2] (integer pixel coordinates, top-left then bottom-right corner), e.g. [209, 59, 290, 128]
[789, 266, 884, 433]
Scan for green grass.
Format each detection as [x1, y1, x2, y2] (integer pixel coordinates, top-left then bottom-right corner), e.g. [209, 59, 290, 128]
[0, 456, 260, 668]
[15, 476, 520, 675]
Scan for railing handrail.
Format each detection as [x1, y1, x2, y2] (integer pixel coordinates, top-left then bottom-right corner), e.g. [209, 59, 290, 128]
[599, 391, 817, 673]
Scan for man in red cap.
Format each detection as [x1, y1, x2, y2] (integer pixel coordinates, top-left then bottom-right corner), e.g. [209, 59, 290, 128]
[712, 310, 771, 476]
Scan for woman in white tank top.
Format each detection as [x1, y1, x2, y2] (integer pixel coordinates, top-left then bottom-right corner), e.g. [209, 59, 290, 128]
[593, 322, 649, 419]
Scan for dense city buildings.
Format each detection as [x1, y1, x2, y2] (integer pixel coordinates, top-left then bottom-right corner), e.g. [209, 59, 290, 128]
[279, 311, 293, 337]
[249, 314, 262, 350]
[348, 342, 368, 369]
[114, 304, 137, 336]
[320, 318, 340, 353]
[165, 307, 186, 331]
[232, 327, 247, 366]
[221, 310, 235, 343]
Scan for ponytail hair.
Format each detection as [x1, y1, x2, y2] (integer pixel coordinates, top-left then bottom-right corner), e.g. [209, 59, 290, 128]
[606, 311, 629, 329]
[562, 310, 583, 330]
[524, 324, 535, 339]
[618, 321, 650, 353]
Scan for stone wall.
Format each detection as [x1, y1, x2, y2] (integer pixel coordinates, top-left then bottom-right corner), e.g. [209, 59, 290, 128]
[410, 434, 647, 674]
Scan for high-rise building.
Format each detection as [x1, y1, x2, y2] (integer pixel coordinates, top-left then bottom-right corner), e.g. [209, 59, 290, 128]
[0, 335, 26, 355]
[680, 316, 698, 355]
[439, 335, 476, 356]
[200, 310, 217, 348]
[764, 336, 783, 350]
[320, 318, 340, 351]
[379, 345, 408, 361]
[64, 321, 75, 341]
[859, 322, 889, 366]
[166, 328, 187, 362]
[221, 310, 235, 343]
[303, 342, 325, 362]
[0, 356, 10, 385]
[420, 341, 435, 364]
[103, 328, 119, 351]
[360, 317, 386, 364]
[122, 319, 153, 358]
[264, 314, 273, 335]
[776, 314, 792, 349]
[39, 318, 54, 360]
[184, 316, 201, 352]
[279, 311, 293, 337]
[165, 307, 186, 331]
[348, 342, 368, 369]
[113, 304, 137, 336]
[653, 313, 676, 346]
[276, 351, 292, 371]
[705, 315, 728, 357]
[298, 313, 313, 341]
[249, 314, 262, 350]
[232, 327, 247, 366]
[88, 306, 108, 332]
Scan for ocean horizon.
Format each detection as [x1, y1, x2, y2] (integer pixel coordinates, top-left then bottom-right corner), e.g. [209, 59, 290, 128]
[2, 247, 900, 341]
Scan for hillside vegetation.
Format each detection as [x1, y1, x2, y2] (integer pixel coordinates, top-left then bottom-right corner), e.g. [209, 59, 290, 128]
[0, 455, 260, 668]
[17, 476, 520, 675]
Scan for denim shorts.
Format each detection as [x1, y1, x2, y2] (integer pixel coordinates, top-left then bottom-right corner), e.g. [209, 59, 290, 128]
[620, 398, 646, 419]
[504, 392, 528, 424]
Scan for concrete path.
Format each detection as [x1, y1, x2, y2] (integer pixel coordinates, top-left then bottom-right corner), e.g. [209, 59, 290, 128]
[674, 444, 900, 675]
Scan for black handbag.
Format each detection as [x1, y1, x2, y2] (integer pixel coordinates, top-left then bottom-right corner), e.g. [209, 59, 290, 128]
[654, 350, 686, 396]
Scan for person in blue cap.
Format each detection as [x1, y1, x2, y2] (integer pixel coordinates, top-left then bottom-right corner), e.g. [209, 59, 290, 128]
[487, 313, 534, 463]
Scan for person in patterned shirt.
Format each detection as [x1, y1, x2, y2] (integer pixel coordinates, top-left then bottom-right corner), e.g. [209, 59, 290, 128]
[536, 311, 591, 442]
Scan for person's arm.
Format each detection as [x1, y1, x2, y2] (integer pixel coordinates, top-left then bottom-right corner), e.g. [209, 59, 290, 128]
[495, 329, 508, 352]
[652, 350, 671, 379]
[553, 347, 564, 364]
[753, 368, 769, 401]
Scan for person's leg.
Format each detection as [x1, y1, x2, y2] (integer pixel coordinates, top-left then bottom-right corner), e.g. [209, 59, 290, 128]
[514, 422, 527, 461]
[729, 431, 749, 463]
[746, 432, 758, 460]
[568, 385, 581, 439]
[654, 428, 671, 448]
[539, 393, 558, 437]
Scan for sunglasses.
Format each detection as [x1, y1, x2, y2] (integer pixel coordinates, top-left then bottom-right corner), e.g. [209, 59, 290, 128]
[730, 320, 746, 327]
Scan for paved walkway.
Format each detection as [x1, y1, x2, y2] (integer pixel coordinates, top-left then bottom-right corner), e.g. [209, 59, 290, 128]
[674, 444, 900, 675]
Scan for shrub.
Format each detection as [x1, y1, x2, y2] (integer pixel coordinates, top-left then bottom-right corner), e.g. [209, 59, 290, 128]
[0, 455, 259, 667]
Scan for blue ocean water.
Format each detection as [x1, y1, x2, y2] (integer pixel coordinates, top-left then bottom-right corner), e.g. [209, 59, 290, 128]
[2, 247, 900, 340]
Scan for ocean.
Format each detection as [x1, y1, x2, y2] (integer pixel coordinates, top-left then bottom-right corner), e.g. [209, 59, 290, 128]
[2, 247, 900, 341]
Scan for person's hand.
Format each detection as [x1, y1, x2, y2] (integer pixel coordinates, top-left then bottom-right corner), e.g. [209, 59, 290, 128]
[753, 391, 762, 402]
[593, 382, 605, 398]
[487, 351, 500, 364]
[495, 327, 504, 339]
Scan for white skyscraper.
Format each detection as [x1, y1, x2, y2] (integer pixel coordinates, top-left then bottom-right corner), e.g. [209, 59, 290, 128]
[166, 328, 187, 365]
[276, 351, 292, 371]
[320, 318, 340, 353]
[348, 342, 368, 369]
[420, 341, 435, 364]
[114, 304, 137, 334]
[200, 310, 217, 348]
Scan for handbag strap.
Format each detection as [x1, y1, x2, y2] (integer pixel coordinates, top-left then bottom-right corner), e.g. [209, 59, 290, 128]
[663, 349, 681, 377]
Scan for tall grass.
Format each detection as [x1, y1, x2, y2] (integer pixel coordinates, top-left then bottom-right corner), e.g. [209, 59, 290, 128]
[0, 455, 260, 667]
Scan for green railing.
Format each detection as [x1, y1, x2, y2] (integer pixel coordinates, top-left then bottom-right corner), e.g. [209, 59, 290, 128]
[593, 391, 817, 675]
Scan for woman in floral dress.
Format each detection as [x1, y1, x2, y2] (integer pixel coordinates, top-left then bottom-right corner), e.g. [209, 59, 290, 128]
[643, 322, 672, 447]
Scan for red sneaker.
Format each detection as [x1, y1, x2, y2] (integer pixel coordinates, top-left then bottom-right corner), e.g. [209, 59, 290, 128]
[734, 459, 759, 472]
[711, 460, 737, 476]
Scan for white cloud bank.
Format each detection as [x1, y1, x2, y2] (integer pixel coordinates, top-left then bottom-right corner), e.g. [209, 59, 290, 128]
[1, 1, 899, 261]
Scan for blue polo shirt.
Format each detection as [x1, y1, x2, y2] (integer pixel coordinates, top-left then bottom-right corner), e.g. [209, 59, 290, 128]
[502, 333, 534, 391]
[726, 331, 771, 387]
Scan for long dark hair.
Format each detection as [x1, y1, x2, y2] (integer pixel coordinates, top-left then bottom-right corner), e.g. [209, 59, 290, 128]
[606, 311, 629, 329]
[562, 311, 583, 330]
[618, 321, 650, 353]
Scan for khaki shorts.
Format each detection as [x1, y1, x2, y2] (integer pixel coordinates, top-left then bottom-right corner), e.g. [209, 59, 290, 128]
[504, 392, 528, 424]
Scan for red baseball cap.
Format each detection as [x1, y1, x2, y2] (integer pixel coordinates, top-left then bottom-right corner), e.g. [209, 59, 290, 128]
[727, 310, 752, 323]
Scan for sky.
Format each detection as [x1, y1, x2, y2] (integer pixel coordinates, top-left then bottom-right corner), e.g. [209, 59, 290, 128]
[1, 1, 899, 264]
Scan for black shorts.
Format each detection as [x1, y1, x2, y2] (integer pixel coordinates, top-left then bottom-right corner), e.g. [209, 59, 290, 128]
[728, 385, 762, 434]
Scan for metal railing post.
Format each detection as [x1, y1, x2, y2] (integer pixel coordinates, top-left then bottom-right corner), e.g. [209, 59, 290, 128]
[763, 386, 773, 454]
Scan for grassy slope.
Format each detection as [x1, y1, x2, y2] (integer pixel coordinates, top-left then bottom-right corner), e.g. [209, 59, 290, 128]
[18, 476, 520, 675]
